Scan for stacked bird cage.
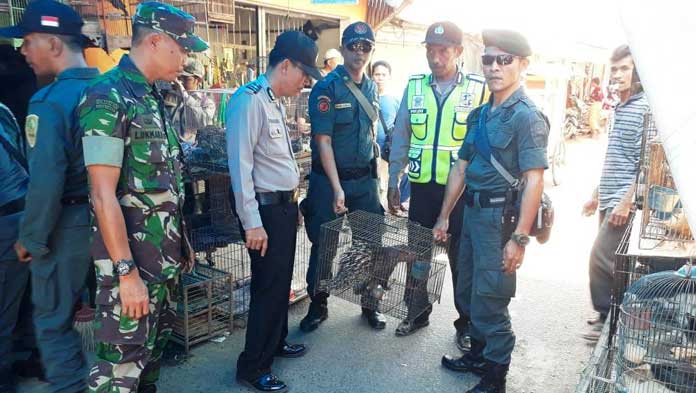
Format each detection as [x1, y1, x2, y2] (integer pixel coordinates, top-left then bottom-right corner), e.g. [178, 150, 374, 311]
[314, 211, 449, 321]
[297, 156, 312, 197]
[575, 322, 618, 393]
[611, 217, 687, 342]
[639, 114, 693, 247]
[172, 264, 234, 353]
[614, 263, 696, 393]
[290, 224, 311, 304]
[284, 89, 312, 159]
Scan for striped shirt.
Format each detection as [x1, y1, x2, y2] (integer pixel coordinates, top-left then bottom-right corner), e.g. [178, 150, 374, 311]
[598, 92, 652, 211]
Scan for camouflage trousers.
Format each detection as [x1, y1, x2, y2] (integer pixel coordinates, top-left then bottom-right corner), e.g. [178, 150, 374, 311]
[88, 277, 176, 393]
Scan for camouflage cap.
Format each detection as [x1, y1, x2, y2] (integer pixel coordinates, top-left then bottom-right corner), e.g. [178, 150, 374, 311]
[132, 1, 208, 53]
[181, 57, 204, 79]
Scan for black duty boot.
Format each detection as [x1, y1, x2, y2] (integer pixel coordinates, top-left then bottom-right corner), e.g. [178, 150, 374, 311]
[441, 339, 487, 375]
[299, 301, 328, 332]
[466, 362, 509, 393]
[0, 368, 16, 393]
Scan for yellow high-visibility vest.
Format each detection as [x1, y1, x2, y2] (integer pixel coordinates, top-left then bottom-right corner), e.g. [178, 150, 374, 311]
[407, 72, 486, 185]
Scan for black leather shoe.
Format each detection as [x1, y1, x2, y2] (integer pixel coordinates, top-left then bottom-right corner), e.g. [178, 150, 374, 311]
[275, 343, 307, 358]
[300, 302, 328, 332]
[0, 368, 16, 393]
[395, 318, 429, 336]
[237, 374, 287, 392]
[362, 309, 386, 330]
[466, 362, 509, 393]
[441, 353, 489, 375]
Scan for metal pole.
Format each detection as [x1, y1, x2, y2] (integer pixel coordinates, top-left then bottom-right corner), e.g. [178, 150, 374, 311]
[8, 0, 15, 26]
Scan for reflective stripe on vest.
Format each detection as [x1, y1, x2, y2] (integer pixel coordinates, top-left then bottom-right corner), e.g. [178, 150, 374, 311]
[406, 72, 485, 185]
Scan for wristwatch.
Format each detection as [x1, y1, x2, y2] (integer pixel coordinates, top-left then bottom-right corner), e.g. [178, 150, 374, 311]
[511, 233, 530, 247]
[115, 259, 136, 276]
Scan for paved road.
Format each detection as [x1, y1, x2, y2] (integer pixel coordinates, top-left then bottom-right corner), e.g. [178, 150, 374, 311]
[19, 136, 608, 393]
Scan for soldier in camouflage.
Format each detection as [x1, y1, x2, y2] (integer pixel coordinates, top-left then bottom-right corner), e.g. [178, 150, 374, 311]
[78, 2, 207, 392]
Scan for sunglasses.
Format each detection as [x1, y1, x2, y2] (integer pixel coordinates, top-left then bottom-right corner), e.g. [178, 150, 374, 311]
[347, 41, 373, 53]
[481, 54, 517, 66]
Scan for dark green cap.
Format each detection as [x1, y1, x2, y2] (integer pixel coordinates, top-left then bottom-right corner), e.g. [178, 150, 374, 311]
[132, 1, 208, 53]
[482, 29, 532, 57]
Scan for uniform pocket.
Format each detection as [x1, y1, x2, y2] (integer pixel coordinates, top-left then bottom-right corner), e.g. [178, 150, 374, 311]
[451, 111, 468, 141]
[127, 140, 172, 193]
[30, 260, 58, 312]
[262, 124, 288, 157]
[477, 269, 516, 298]
[407, 147, 423, 178]
[409, 113, 428, 140]
[490, 128, 514, 150]
[335, 108, 353, 125]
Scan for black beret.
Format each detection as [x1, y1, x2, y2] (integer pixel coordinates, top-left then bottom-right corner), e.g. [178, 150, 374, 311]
[482, 29, 532, 57]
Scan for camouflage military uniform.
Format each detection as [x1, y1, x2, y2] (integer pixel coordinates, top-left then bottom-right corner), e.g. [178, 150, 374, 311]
[79, 53, 186, 392]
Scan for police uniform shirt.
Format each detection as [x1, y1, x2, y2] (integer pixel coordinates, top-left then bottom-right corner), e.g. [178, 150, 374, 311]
[226, 74, 300, 230]
[387, 70, 463, 188]
[458, 87, 549, 192]
[309, 65, 378, 170]
[19, 67, 99, 257]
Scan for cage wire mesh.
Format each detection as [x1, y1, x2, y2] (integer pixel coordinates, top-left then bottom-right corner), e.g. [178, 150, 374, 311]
[171, 264, 234, 353]
[611, 216, 689, 343]
[614, 262, 696, 393]
[576, 321, 618, 393]
[283, 89, 311, 159]
[291, 224, 311, 304]
[638, 113, 693, 246]
[315, 210, 449, 321]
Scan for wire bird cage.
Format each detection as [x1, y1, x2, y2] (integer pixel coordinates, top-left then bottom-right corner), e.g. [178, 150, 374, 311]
[576, 321, 618, 393]
[638, 113, 693, 247]
[611, 216, 688, 342]
[614, 263, 696, 393]
[283, 88, 312, 159]
[172, 264, 234, 353]
[315, 210, 449, 321]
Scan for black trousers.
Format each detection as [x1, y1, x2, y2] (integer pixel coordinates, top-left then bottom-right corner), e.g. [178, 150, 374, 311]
[236, 201, 298, 381]
[408, 182, 468, 331]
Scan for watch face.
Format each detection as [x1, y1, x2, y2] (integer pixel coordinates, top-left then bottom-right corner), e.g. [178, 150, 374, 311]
[117, 260, 133, 276]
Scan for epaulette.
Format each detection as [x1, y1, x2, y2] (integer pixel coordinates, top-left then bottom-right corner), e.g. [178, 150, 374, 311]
[466, 73, 486, 83]
[244, 82, 262, 94]
[409, 74, 426, 80]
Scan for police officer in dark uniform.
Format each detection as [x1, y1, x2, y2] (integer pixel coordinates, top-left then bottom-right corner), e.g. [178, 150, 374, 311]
[227, 31, 322, 392]
[434, 30, 548, 393]
[0, 103, 30, 393]
[1, 1, 99, 392]
[301, 21, 386, 332]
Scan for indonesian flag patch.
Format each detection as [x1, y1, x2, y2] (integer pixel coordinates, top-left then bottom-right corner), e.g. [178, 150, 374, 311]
[41, 16, 59, 27]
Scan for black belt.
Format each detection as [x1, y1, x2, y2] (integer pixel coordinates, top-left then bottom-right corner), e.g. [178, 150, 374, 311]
[463, 190, 515, 208]
[61, 195, 89, 205]
[0, 198, 24, 217]
[255, 189, 299, 206]
[312, 163, 370, 181]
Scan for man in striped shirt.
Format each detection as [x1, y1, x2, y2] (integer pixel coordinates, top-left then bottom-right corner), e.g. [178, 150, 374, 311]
[581, 45, 652, 341]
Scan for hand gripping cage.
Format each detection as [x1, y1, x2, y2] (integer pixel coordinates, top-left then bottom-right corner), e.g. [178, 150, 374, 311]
[314, 210, 449, 321]
[614, 261, 696, 393]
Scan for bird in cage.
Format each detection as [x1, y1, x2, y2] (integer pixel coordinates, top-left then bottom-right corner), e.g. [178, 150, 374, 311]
[327, 242, 416, 299]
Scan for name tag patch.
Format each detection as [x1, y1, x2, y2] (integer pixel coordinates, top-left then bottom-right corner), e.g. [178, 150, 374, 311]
[335, 103, 352, 109]
[458, 92, 474, 109]
[409, 108, 427, 114]
[269, 127, 282, 139]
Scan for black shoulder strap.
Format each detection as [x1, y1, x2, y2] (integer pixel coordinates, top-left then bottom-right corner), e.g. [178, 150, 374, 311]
[473, 105, 520, 188]
[0, 132, 28, 171]
[343, 78, 378, 123]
